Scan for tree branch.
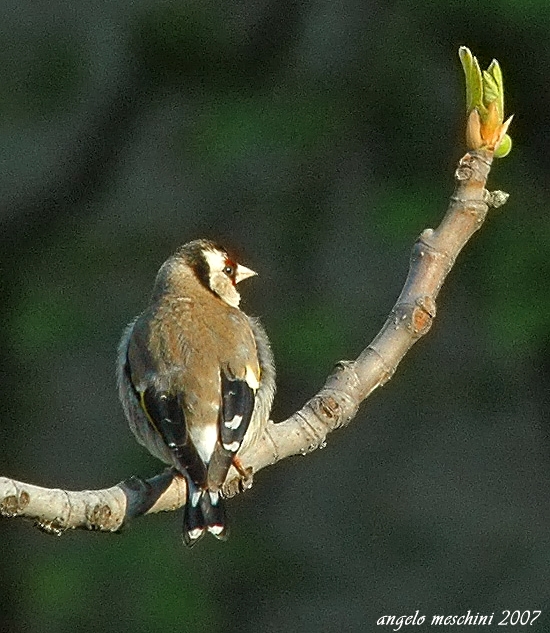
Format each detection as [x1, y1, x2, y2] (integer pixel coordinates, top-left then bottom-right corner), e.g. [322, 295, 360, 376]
[0, 149, 509, 535]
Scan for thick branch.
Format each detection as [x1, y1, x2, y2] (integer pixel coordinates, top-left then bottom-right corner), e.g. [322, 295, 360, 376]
[0, 150, 507, 534]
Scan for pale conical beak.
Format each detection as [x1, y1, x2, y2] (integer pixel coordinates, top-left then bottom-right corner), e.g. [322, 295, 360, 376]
[235, 264, 257, 284]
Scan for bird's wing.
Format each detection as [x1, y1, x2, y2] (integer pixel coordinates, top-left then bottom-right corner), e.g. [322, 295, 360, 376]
[206, 368, 256, 490]
[122, 316, 207, 485]
[138, 387, 207, 485]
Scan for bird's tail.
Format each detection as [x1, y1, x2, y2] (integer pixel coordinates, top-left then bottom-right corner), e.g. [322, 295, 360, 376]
[183, 479, 228, 547]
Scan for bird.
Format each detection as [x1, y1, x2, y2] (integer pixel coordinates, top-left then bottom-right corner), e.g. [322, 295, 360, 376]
[117, 239, 275, 545]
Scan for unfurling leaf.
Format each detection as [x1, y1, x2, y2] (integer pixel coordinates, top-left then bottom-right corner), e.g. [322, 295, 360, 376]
[458, 47, 513, 158]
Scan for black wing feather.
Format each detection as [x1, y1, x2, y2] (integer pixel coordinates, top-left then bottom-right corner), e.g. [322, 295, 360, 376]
[140, 386, 207, 486]
[220, 372, 255, 450]
[206, 370, 255, 490]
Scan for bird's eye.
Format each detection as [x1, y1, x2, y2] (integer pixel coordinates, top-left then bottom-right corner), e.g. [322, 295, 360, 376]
[223, 264, 235, 277]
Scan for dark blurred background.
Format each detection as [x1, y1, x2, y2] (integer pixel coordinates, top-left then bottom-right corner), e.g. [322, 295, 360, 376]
[1, 1, 550, 631]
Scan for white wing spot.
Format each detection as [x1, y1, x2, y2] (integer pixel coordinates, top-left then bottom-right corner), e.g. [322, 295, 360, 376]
[208, 525, 224, 536]
[223, 441, 240, 452]
[188, 528, 204, 540]
[191, 490, 202, 508]
[225, 414, 243, 430]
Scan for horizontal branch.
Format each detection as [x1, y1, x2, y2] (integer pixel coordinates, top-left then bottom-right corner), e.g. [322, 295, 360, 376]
[0, 150, 508, 534]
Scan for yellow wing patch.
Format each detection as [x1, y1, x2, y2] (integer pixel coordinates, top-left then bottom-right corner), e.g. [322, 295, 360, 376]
[245, 365, 260, 391]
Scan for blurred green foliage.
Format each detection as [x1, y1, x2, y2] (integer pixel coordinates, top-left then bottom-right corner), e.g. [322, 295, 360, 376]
[0, 32, 83, 119]
[189, 92, 348, 169]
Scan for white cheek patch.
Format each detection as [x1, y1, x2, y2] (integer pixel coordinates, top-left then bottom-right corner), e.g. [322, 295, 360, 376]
[209, 272, 241, 308]
[224, 414, 243, 430]
[202, 248, 226, 274]
[202, 247, 242, 307]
